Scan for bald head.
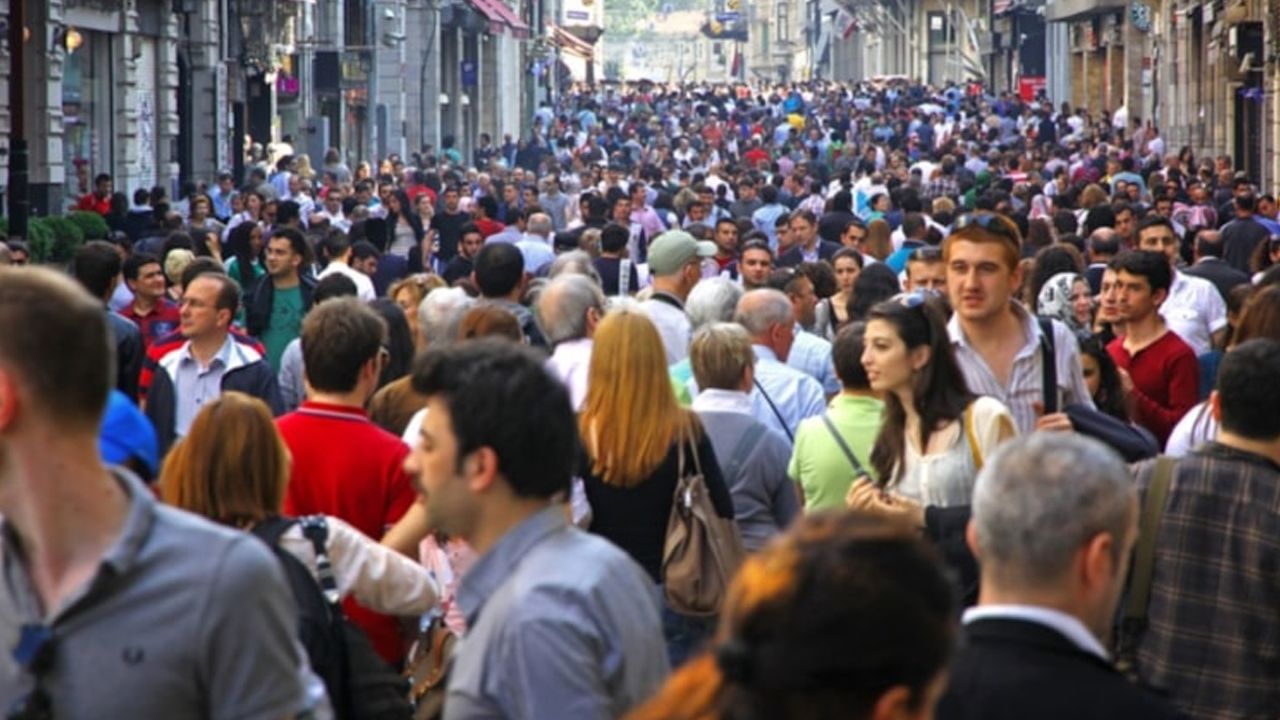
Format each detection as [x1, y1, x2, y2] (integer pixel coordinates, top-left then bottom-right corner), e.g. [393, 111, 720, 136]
[527, 213, 553, 238]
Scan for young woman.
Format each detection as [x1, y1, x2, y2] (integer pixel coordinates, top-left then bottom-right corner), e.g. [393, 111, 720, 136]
[385, 189, 426, 259]
[222, 188, 263, 243]
[1036, 271, 1094, 341]
[861, 294, 1016, 507]
[1079, 336, 1129, 422]
[579, 308, 734, 667]
[224, 221, 265, 290]
[815, 247, 863, 339]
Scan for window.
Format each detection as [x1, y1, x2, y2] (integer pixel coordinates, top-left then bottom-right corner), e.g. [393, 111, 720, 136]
[776, 2, 789, 43]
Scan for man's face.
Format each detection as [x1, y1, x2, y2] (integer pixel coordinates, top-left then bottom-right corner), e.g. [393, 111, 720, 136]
[688, 203, 708, 222]
[354, 256, 378, 277]
[1155, 199, 1173, 218]
[1114, 270, 1162, 322]
[790, 217, 817, 247]
[461, 232, 484, 259]
[264, 237, 301, 279]
[445, 190, 459, 211]
[714, 223, 739, 255]
[96, 178, 112, 196]
[219, 177, 233, 192]
[1137, 226, 1179, 267]
[190, 198, 209, 219]
[790, 276, 818, 326]
[180, 277, 228, 339]
[841, 224, 867, 251]
[1260, 197, 1278, 219]
[741, 248, 773, 287]
[612, 199, 632, 222]
[403, 396, 479, 539]
[946, 239, 1018, 322]
[906, 260, 946, 293]
[1115, 210, 1135, 240]
[129, 262, 167, 301]
[1098, 268, 1121, 323]
[630, 187, 646, 208]
[738, 185, 756, 201]
[504, 185, 519, 204]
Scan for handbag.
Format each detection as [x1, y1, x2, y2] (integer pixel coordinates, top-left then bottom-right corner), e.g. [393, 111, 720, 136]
[403, 613, 457, 720]
[662, 428, 747, 617]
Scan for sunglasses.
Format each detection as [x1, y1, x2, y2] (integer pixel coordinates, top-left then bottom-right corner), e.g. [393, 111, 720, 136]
[953, 212, 1022, 246]
[908, 247, 943, 262]
[8, 624, 55, 720]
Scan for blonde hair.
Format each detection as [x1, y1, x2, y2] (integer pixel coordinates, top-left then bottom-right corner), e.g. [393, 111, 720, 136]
[690, 323, 755, 391]
[160, 392, 290, 528]
[580, 308, 697, 487]
[164, 249, 196, 285]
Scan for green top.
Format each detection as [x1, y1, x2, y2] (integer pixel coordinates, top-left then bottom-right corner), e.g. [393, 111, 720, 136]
[669, 359, 694, 406]
[226, 258, 266, 327]
[261, 285, 305, 373]
[788, 393, 884, 511]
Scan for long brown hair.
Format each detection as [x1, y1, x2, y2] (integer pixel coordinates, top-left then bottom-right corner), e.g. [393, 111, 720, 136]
[159, 391, 290, 527]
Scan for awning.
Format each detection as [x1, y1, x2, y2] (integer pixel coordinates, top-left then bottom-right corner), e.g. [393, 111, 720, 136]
[467, 0, 528, 37]
[1044, 0, 1126, 23]
[551, 24, 594, 60]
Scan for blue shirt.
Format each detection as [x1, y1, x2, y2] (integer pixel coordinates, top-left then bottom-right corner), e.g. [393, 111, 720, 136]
[446, 506, 669, 720]
[173, 336, 235, 439]
[787, 326, 840, 395]
[750, 345, 828, 443]
[752, 203, 790, 251]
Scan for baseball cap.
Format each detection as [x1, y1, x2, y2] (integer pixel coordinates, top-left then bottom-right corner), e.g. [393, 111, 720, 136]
[647, 231, 717, 276]
[99, 390, 159, 479]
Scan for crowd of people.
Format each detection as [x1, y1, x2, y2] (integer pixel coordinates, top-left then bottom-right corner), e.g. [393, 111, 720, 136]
[3, 77, 1280, 719]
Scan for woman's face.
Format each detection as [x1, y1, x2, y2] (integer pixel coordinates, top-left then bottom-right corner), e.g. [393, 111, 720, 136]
[1081, 353, 1101, 400]
[250, 226, 264, 256]
[1070, 280, 1093, 327]
[230, 193, 244, 213]
[395, 289, 418, 327]
[834, 256, 861, 293]
[388, 194, 402, 214]
[247, 193, 262, 215]
[416, 196, 433, 218]
[862, 318, 919, 394]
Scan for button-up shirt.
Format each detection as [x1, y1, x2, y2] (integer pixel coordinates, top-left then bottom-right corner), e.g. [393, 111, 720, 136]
[546, 337, 593, 411]
[639, 293, 692, 365]
[948, 304, 1093, 436]
[173, 336, 235, 439]
[446, 506, 669, 720]
[1160, 270, 1228, 357]
[788, 325, 840, 395]
[750, 345, 827, 443]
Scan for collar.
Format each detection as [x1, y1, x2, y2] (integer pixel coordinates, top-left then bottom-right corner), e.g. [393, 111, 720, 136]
[456, 506, 567, 626]
[692, 388, 754, 416]
[649, 291, 685, 311]
[1196, 441, 1280, 474]
[297, 400, 371, 422]
[752, 344, 779, 363]
[963, 605, 1109, 661]
[552, 337, 593, 355]
[179, 334, 235, 370]
[948, 301, 1041, 360]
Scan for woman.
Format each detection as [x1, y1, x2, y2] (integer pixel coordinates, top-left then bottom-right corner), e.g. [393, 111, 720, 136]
[579, 308, 735, 667]
[160, 391, 437, 617]
[863, 218, 893, 261]
[385, 189, 425, 259]
[224, 221, 265, 290]
[1250, 234, 1280, 283]
[389, 275, 446, 351]
[294, 154, 317, 183]
[370, 299, 416, 391]
[626, 512, 955, 720]
[1036, 271, 1093, 341]
[222, 189, 264, 243]
[814, 247, 862, 339]
[861, 294, 1016, 507]
[1079, 337, 1129, 422]
[847, 262, 901, 322]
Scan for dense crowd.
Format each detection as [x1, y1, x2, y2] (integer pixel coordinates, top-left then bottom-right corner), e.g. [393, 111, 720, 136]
[3, 78, 1280, 719]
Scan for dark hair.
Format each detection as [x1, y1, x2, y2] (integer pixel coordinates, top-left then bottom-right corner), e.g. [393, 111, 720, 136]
[370, 298, 415, 389]
[472, 243, 525, 297]
[1136, 214, 1174, 237]
[410, 339, 578, 499]
[476, 195, 499, 219]
[797, 261, 837, 299]
[72, 241, 123, 300]
[847, 263, 901, 321]
[269, 227, 312, 265]
[179, 257, 227, 290]
[351, 240, 381, 263]
[276, 200, 301, 227]
[323, 230, 352, 261]
[1109, 250, 1172, 295]
[833, 322, 870, 390]
[189, 272, 241, 317]
[759, 185, 779, 204]
[867, 296, 973, 486]
[123, 251, 161, 282]
[1029, 245, 1085, 302]
[832, 246, 865, 269]
[301, 298, 387, 393]
[1079, 337, 1128, 421]
[312, 273, 359, 306]
[601, 223, 630, 254]
[1194, 230, 1226, 259]
[225, 222, 260, 288]
[1216, 339, 1280, 440]
[741, 239, 774, 259]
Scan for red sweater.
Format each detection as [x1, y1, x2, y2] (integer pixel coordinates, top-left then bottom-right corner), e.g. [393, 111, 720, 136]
[1107, 330, 1200, 445]
[278, 401, 418, 664]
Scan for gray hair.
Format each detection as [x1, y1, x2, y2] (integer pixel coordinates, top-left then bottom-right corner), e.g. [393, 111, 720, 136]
[526, 213, 553, 238]
[734, 288, 794, 337]
[548, 250, 602, 285]
[535, 274, 606, 345]
[686, 277, 744, 330]
[417, 287, 475, 346]
[972, 433, 1135, 587]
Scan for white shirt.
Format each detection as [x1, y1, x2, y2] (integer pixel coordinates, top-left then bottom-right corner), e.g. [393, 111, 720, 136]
[639, 293, 692, 365]
[964, 604, 1109, 661]
[546, 338, 593, 412]
[316, 260, 376, 302]
[691, 388, 754, 416]
[1160, 271, 1227, 357]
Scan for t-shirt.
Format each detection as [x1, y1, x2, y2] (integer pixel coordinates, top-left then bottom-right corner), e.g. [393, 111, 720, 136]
[788, 394, 884, 511]
[430, 211, 469, 261]
[261, 285, 304, 372]
[120, 299, 182, 349]
[594, 256, 640, 296]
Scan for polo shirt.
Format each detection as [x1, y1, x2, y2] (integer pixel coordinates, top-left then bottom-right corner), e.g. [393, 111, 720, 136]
[277, 401, 418, 664]
[1107, 331, 1199, 446]
[788, 394, 884, 511]
[0, 470, 306, 717]
[120, 298, 181, 349]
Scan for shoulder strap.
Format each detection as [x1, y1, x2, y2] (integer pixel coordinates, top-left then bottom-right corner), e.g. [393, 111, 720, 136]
[1037, 316, 1059, 414]
[821, 413, 868, 478]
[298, 515, 341, 606]
[963, 404, 983, 472]
[1124, 456, 1176, 625]
[250, 516, 298, 547]
[753, 377, 795, 442]
[619, 258, 631, 296]
[722, 422, 768, 482]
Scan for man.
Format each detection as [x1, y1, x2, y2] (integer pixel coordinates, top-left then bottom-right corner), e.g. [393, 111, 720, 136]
[537, 273, 606, 411]
[472, 196, 506, 239]
[728, 178, 762, 220]
[70, 241, 145, 400]
[120, 252, 181, 348]
[884, 213, 930, 273]
[935, 434, 1178, 720]
[904, 246, 946, 293]
[608, 194, 647, 263]
[443, 223, 486, 285]
[629, 181, 666, 241]
[1126, 339, 1280, 718]
[146, 273, 283, 453]
[711, 217, 740, 279]
[733, 289, 826, 442]
[514, 211, 556, 275]
[1257, 193, 1280, 235]
[1220, 192, 1272, 272]
[767, 269, 839, 395]
[208, 171, 237, 222]
[538, 175, 572, 231]
[278, 298, 419, 665]
[76, 172, 113, 215]
[1085, 228, 1121, 295]
[751, 184, 789, 250]
[431, 186, 470, 261]
[1135, 215, 1228, 355]
[473, 242, 545, 346]
[1182, 228, 1251, 303]
[945, 212, 1092, 436]
[0, 267, 310, 717]
[1113, 201, 1138, 247]
[1105, 250, 1199, 446]
[639, 231, 716, 364]
[316, 232, 376, 301]
[404, 340, 668, 718]
[778, 209, 841, 267]
[739, 239, 775, 290]
[246, 227, 315, 372]
[817, 190, 859, 245]
[351, 241, 381, 279]
[315, 189, 351, 233]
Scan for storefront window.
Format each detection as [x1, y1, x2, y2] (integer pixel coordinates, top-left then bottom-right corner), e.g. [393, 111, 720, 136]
[62, 31, 113, 207]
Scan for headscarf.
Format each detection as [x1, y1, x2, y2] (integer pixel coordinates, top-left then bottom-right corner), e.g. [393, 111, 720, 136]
[1036, 272, 1086, 332]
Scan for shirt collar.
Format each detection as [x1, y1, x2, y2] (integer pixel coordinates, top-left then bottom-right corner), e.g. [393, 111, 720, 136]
[456, 505, 568, 626]
[692, 388, 754, 416]
[963, 604, 1110, 661]
[948, 301, 1040, 359]
[752, 344, 779, 363]
[179, 334, 234, 370]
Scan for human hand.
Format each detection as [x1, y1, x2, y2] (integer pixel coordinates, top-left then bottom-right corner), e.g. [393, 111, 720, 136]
[1117, 367, 1135, 396]
[1032, 402, 1074, 432]
[846, 478, 925, 529]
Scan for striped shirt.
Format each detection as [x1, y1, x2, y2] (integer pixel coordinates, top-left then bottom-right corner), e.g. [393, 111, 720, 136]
[948, 303, 1094, 435]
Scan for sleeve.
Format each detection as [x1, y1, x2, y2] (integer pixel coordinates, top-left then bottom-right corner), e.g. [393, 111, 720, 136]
[798, 377, 828, 425]
[257, 365, 286, 417]
[325, 516, 440, 616]
[696, 432, 736, 520]
[116, 324, 143, 401]
[277, 341, 304, 413]
[199, 537, 308, 720]
[1203, 285, 1229, 333]
[383, 445, 420, 530]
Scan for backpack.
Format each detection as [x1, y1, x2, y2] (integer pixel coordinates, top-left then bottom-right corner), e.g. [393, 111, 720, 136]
[252, 516, 412, 720]
[661, 429, 746, 617]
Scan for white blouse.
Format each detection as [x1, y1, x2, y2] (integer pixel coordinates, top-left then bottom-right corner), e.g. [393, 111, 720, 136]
[894, 396, 1016, 508]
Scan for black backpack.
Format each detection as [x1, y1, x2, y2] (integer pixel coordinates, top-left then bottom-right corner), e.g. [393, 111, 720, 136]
[252, 516, 412, 720]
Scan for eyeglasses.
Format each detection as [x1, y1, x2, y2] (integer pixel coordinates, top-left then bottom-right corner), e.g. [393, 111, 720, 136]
[7, 624, 55, 720]
[953, 212, 1022, 247]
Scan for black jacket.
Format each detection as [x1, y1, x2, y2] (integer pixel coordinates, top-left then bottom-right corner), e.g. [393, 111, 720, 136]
[1183, 257, 1251, 304]
[778, 240, 843, 267]
[937, 618, 1180, 720]
[244, 273, 316, 339]
[107, 310, 143, 400]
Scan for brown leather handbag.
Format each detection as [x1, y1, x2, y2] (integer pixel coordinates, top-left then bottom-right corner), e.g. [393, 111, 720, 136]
[403, 615, 457, 720]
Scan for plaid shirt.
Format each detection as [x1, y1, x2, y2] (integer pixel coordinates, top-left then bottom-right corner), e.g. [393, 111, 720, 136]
[1131, 442, 1280, 719]
[926, 175, 960, 201]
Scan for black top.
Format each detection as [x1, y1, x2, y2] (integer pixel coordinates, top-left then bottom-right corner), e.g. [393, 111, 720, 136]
[593, 256, 641, 296]
[442, 255, 473, 285]
[1220, 217, 1271, 273]
[581, 430, 735, 583]
[429, 211, 469, 261]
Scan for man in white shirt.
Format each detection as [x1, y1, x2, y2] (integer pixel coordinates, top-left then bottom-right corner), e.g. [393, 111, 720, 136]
[733, 289, 826, 443]
[317, 233, 376, 302]
[639, 231, 716, 365]
[1136, 215, 1228, 355]
[536, 274, 605, 411]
